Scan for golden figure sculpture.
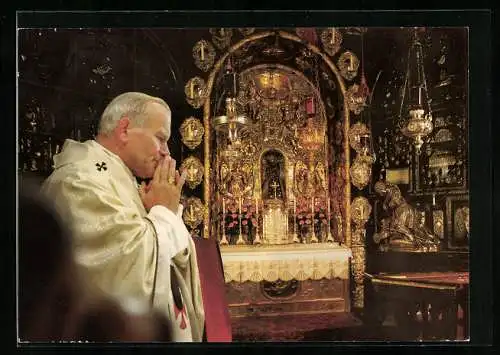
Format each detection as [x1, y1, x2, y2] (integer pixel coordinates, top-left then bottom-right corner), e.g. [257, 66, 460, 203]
[295, 160, 309, 195]
[373, 180, 440, 252]
[314, 161, 327, 192]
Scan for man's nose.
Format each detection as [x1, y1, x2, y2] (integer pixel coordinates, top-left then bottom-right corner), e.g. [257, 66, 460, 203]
[159, 145, 170, 157]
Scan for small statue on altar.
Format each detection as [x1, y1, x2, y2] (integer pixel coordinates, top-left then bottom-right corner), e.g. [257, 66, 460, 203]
[261, 150, 286, 201]
[373, 181, 440, 252]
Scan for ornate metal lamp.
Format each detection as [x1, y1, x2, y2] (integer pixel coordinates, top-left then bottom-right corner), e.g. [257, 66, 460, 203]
[212, 59, 250, 143]
[399, 28, 433, 155]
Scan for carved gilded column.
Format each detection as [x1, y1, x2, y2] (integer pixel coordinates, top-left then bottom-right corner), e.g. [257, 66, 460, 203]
[350, 196, 372, 308]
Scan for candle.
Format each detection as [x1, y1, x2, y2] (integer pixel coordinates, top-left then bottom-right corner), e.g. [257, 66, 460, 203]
[293, 199, 296, 215]
[306, 97, 315, 115]
[432, 193, 436, 206]
[418, 86, 422, 105]
[200, 42, 205, 61]
[239, 197, 242, 213]
[222, 197, 226, 215]
[190, 82, 194, 98]
[255, 197, 258, 215]
[331, 28, 335, 44]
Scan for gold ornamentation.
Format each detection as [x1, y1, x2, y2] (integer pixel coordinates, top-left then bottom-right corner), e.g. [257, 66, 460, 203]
[337, 51, 359, 81]
[180, 156, 204, 189]
[314, 161, 327, 192]
[180, 117, 204, 150]
[454, 206, 469, 240]
[350, 154, 373, 190]
[433, 210, 444, 239]
[401, 109, 433, 154]
[185, 76, 207, 109]
[192, 39, 216, 72]
[351, 245, 366, 308]
[433, 128, 453, 143]
[346, 84, 367, 115]
[294, 160, 309, 195]
[209, 28, 233, 49]
[320, 28, 343, 57]
[183, 196, 205, 231]
[348, 122, 371, 155]
[238, 28, 255, 36]
[351, 196, 372, 228]
[373, 180, 440, 252]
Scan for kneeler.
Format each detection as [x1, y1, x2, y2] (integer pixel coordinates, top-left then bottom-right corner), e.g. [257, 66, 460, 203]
[193, 238, 232, 342]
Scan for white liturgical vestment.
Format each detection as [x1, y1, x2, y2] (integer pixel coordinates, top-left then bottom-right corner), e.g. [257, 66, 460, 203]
[41, 139, 205, 342]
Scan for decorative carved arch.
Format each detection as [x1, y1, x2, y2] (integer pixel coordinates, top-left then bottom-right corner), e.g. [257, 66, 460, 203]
[201, 30, 352, 246]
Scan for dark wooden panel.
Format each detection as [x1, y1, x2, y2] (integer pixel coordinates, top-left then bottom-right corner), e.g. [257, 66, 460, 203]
[366, 251, 469, 274]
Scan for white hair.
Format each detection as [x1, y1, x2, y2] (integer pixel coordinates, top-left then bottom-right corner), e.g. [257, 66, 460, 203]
[98, 92, 171, 135]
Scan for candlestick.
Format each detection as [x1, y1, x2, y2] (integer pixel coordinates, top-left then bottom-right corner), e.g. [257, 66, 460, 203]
[220, 197, 228, 245]
[311, 196, 318, 243]
[326, 196, 334, 242]
[236, 197, 245, 245]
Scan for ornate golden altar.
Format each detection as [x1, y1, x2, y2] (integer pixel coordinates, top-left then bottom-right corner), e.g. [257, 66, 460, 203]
[178, 29, 376, 312]
[221, 244, 351, 317]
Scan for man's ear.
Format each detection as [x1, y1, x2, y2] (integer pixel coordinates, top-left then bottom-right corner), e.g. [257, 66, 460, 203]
[115, 117, 131, 143]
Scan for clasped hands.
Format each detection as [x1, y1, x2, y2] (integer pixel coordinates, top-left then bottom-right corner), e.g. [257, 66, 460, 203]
[139, 156, 187, 213]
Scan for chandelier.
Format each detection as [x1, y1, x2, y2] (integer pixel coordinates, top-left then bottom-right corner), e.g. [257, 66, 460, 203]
[399, 28, 433, 155]
[212, 58, 250, 143]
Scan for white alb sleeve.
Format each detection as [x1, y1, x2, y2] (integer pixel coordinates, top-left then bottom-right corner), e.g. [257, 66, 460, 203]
[146, 204, 190, 259]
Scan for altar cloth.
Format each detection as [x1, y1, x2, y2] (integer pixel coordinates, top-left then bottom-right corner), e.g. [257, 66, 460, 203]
[220, 243, 351, 283]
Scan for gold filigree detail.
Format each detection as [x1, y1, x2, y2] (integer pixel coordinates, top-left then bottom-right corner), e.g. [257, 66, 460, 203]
[181, 156, 204, 189]
[351, 245, 366, 308]
[351, 196, 372, 228]
[320, 28, 343, 57]
[433, 210, 444, 239]
[337, 51, 359, 81]
[345, 84, 367, 115]
[455, 206, 469, 240]
[348, 122, 370, 154]
[185, 76, 207, 109]
[180, 117, 204, 150]
[350, 154, 373, 190]
[433, 128, 454, 143]
[183, 196, 205, 231]
[192, 39, 216, 72]
[209, 28, 233, 50]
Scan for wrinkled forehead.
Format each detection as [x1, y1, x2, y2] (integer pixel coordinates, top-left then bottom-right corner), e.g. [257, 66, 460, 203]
[144, 102, 171, 138]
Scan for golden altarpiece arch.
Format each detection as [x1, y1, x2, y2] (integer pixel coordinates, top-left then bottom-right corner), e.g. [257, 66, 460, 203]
[180, 29, 373, 318]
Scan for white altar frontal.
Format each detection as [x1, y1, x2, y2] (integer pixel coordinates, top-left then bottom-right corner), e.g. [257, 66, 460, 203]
[220, 243, 352, 318]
